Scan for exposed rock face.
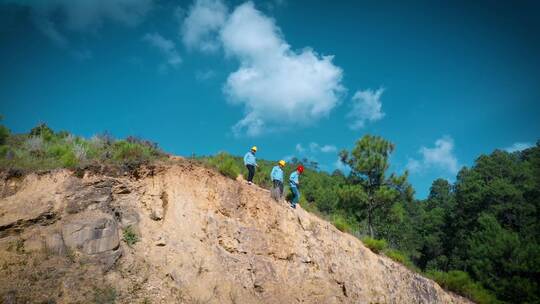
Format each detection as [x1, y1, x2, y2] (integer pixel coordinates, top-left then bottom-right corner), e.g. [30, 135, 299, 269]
[45, 233, 65, 255]
[0, 162, 472, 304]
[62, 212, 122, 268]
[64, 179, 113, 214]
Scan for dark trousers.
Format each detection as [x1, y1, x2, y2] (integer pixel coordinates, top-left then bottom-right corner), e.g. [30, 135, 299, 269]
[271, 180, 283, 200]
[290, 185, 300, 206]
[246, 165, 255, 182]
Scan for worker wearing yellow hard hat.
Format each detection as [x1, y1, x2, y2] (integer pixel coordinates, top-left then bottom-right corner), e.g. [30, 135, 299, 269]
[243, 146, 258, 185]
[270, 160, 286, 201]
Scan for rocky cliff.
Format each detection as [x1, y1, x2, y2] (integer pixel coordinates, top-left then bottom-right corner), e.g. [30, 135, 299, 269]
[0, 160, 471, 303]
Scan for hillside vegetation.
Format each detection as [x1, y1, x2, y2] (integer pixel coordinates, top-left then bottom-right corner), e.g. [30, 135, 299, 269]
[1, 119, 538, 303]
[0, 121, 165, 172]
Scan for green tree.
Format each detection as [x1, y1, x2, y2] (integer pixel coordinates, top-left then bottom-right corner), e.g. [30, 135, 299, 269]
[417, 179, 455, 270]
[444, 145, 540, 302]
[29, 123, 54, 141]
[467, 213, 538, 303]
[340, 135, 411, 237]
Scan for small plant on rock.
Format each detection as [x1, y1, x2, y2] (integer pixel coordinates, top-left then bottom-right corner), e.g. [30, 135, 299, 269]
[123, 226, 139, 247]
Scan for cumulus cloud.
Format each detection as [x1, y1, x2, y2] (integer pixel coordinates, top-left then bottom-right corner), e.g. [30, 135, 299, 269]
[181, 1, 344, 136]
[222, 2, 344, 136]
[504, 142, 533, 152]
[348, 88, 385, 129]
[143, 32, 182, 68]
[407, 136, 459, 174]
[295, 143, 305, 153]
[181, 0, 227, 52]
[9, 0, 153, 46]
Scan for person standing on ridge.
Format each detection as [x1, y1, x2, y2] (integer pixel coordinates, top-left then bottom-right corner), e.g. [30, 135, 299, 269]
[270, 160, 286, 201]
[244, 146, 258, 185]
[289, 165, 304, 209]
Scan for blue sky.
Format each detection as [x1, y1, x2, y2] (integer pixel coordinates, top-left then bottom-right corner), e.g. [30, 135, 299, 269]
[1, 0, 539, 198]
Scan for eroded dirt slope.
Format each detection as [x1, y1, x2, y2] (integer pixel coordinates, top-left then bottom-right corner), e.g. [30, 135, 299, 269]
[0, 161, 471, 303]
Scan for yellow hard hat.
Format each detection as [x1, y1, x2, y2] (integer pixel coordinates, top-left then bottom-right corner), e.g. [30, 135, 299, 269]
[251, 146, 257, 152]
[278, 160, 286, 167]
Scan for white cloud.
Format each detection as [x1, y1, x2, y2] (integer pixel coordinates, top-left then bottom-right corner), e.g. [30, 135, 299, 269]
[11, 0, 153, 46]
[407, 136, 459, 174]
[296, 142, 337, 154]
[320, 145, 337, 153]
[181, 0, 227, 53]
[405, 158, 421, 172]
[143, 32, 182, 68]
[221, 2, 344, 136]
[504, 142, 533, 152]
[181, 1, 344, 136]
[348, 88, 385, 129]
[309, 142, 337, 153]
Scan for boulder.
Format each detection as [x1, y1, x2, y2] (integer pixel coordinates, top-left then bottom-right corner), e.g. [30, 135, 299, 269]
[62, 214, 121, 268]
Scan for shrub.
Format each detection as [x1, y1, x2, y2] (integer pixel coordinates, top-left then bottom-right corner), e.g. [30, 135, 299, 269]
[46, 143, 70, 158]
[384, 249, 418, 271]
[385, 249, 407, 263]
[427, 270, 499, 304]
[112, 141, 154, 163]
[0, 145, 9, 158]
[207, 152, 240, 179]
[123, 226, 139, 247]
[60, 150, 78, 167]
[44, 143, 78, 167]
[332, 213, 354, 233]
[362, 237, 388, 253]
[29, 123, 54, 141]
[0, 125, 9, 145]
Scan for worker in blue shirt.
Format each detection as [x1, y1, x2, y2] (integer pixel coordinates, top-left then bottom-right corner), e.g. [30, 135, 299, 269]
[270, 160, 286, 201]
[243, 146, 258, 185]
[289, 165, 304, 209]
